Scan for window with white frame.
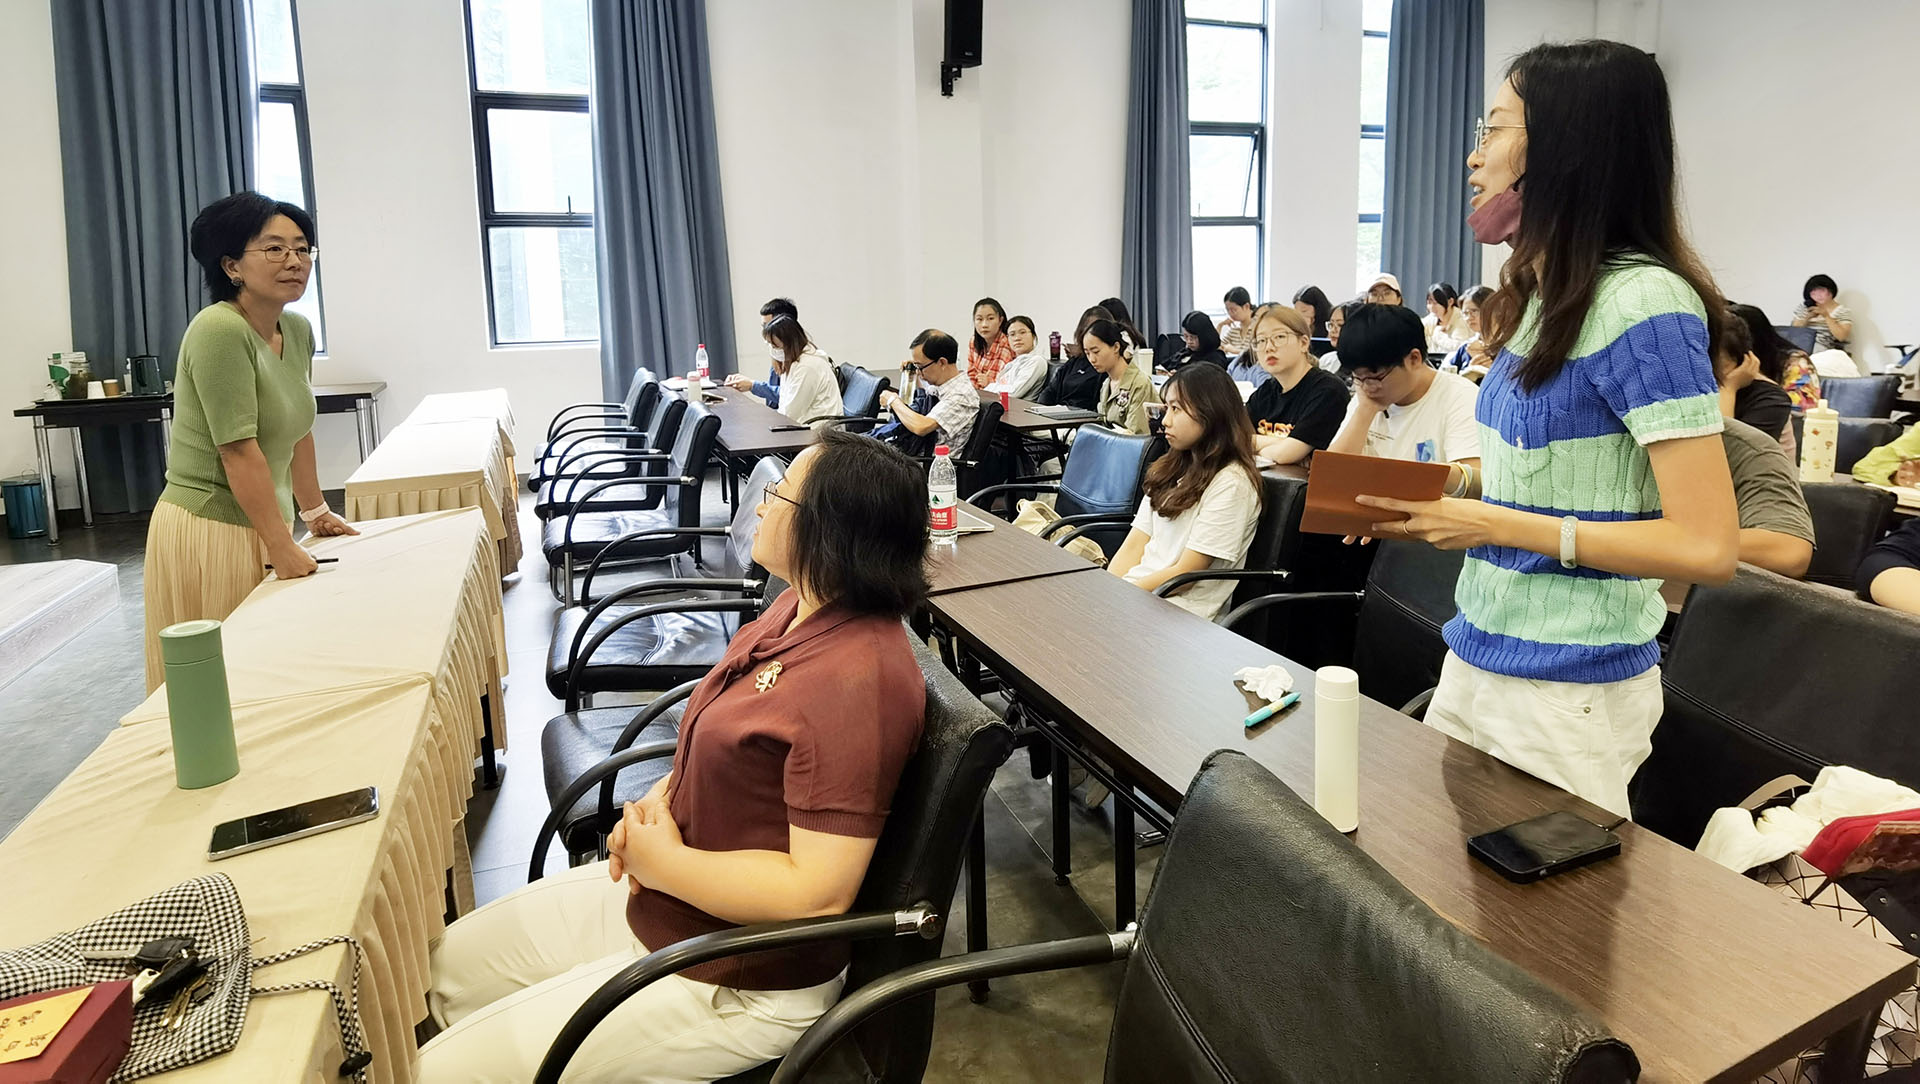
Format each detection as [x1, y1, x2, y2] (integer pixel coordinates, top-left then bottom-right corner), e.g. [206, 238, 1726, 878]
[1185, 0, 1266, 313]
[252, 0, 325, 350]
[464, 0, 598, 346]
[1356, 0, 1391, 292]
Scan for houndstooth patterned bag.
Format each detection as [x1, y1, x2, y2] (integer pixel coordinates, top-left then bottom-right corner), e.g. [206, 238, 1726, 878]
[0, 874, 371, 1082]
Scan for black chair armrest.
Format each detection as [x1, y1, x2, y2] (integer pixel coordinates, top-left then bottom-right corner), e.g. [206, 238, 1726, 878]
[570, 574, 761, 654]
[578, 526, 734, 599]
[1039, 511, 1133, 539]
[966, 481, 1060, 505]
[534, 907, 947, 1084]
[545, 419, 634, 451]
[561, 474, 699, 553]
[546, 426, 647, 464]
[527, 739, 680, 882]
[596, 681, 702, 825]
[549, 439, 660, 481]
[565, 598, 763, 710]
[1216, 590, 1365, 634]
[546, 402, 626, 438]
[768, 931, 1136, 1084]
[1152, 568, 1291, 599]
[1049, 518, 1136, 550]
[1400, 687, 1436, 720]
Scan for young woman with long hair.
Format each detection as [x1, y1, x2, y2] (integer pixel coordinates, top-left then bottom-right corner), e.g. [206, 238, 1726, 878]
[967, 296, 1015, 389]
[1358, 41, 1739, 817]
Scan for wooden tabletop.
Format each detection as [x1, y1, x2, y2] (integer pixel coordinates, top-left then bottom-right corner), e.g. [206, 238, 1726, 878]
[927, 569, 1915, 1082]
[989, 393, 1101, 434]
[924, 500, 1105, 596]
[703, 386, 820, 458]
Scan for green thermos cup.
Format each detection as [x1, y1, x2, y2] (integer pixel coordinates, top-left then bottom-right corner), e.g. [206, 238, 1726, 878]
[159, 619, 240, 788]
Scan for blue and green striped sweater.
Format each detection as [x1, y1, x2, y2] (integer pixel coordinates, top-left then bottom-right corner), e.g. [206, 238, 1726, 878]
[1445, 260, 1723, 684]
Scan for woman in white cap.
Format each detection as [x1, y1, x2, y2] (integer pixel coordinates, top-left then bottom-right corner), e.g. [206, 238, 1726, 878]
[1366, 273, 1403, 306]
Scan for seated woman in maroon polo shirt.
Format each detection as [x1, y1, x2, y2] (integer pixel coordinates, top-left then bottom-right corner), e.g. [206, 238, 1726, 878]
[419, 431, 931, 1083]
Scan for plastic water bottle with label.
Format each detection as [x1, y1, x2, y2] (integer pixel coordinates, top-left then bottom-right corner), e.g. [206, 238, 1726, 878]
[928, 445, 958, 549]
[694, 343, 710, 382]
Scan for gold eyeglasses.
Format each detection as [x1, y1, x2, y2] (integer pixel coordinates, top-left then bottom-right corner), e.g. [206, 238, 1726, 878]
[247, 244, 317, 263]
[1473, 117, 1523, 149]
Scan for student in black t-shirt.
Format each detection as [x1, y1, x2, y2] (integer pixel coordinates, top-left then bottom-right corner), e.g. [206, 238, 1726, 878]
[1857, 518, 1920, 616]
[1038, 305, 1109, 410]
[1245, 303, 1350, 464]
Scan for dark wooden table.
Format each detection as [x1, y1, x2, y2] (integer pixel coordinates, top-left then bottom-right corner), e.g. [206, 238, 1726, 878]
[925, 500, 1104, 596]
[703, 386, 819, 459]
[927, 568, 1915, 1083]
[989, 393, 1100, 434]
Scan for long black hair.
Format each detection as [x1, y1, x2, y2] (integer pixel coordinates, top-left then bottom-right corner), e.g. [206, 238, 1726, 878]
[1180, 309, 1220, 354]
[786, 430, 930, 616]
[1291, 286, 1332, 337]
[1727, 302, 1797, 384]
[1098, 296, 1146, 348]
[1482, 41, 1724, 391]
[971, 297, 1008, 356]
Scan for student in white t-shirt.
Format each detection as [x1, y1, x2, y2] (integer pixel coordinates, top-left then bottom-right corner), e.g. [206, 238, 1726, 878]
[1108, 363, 1263, 621]
[1327, 302, 1482, 473]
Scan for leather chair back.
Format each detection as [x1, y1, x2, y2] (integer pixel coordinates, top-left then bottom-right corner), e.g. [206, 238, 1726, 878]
[1106, 751, 1639, 1083]
[1837, 418, 1902, 475]
[624, 369, 660, 428]
[1802, 481, 1896, 589]
[1219, 472, 1309, 648]
[660, 404, 722, 527]
[1056, 426, 1159, 519]
[840, 365, 885, 419]
[1631, 567, 1920, 845]
[617, 391, 686, 508]
[1351, 541, 1465, 712]
[840, 636, 1015, 1082]
[1775, 325, 1818, 355]
[954, 399, 1008, 497]
[1821, 375, 1898, 418]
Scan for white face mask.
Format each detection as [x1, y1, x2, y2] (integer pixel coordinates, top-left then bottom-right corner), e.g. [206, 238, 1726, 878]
[769, 345, 784, 361]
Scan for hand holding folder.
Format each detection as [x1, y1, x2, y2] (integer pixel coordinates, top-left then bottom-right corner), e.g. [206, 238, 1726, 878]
[1299, 451, 1451, 538]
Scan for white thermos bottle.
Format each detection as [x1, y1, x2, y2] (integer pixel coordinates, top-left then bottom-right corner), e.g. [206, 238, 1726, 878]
[1314, 666, 1360, 833]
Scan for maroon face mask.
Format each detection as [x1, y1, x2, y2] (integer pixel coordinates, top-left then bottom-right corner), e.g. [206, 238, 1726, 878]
[1468, 184, 1523, 245]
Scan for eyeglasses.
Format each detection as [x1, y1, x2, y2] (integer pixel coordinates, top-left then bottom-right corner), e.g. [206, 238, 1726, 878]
[247, 244, 317, 263]
[1351, 370, 1397, 388]
[1253, 332, 1299, 351]
[1473, 117, 1523, 150]
[761, 477, 801, 509]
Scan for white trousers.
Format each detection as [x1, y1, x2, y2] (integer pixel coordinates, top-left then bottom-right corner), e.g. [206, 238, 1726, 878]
[419, 861, 842, 1083]
[1423, 651, 1663, 819]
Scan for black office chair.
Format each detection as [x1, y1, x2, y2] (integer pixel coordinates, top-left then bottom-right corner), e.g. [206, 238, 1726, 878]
[537, 681, 688, 864]
[529, 634, 1016, 1084]
[1822, 375, 1900, 419]
[1776, 325, 1819, 355]
[949, 400, 1011, 498]
[771, 751, 1640, 1084]
[533, 392, 687, 521]
[542, 403, 723, 604]
[545, 457, 786, 706]
[1631, 567, 1920, 847]
[968, 425, 1161, 558]
[804, 364, 888, 431]
[1837, 418, 1904, 475]
[1801, 482, 1896, 589]
[1218, 540, 1466, 718]
[529, 370, 659, 489]
[1145, 471, 1308, 634]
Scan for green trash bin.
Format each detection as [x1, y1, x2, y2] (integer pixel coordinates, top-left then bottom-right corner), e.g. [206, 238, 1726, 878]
[3, 474, 49, 538]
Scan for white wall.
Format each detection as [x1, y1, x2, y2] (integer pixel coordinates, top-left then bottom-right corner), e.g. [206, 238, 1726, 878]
[1268, 0, 1363, 304]
[298, 0, 598, 485]
[0, 0, 77, 516]
[705, 0, 1130, 374]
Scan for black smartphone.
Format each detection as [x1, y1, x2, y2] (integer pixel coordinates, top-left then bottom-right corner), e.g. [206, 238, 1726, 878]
[208, 786, 379, 861]
[1468, 810, 1619, 884]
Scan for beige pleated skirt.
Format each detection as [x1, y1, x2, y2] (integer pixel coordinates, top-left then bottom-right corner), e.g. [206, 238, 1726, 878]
[143, 500, 268, 692]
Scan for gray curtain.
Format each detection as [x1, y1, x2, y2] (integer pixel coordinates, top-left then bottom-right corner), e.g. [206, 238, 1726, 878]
[1382, 0, 1483, 304]
[590, 0, 736, 392]
[50, 0, 256, 514]
[1121, 0, 1191, 341]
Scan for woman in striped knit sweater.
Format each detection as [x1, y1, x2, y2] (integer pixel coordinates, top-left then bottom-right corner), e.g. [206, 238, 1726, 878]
[1357, 41, 1738, 817]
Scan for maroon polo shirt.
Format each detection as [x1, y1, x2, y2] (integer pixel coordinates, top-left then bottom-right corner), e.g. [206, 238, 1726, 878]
[626, 589, 926, 989]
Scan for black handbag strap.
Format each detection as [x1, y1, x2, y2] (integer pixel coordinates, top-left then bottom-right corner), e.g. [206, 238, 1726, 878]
[250, 935, 372, 1080]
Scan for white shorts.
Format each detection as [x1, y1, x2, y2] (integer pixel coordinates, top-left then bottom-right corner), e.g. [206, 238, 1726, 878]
[1423, 651, 1663, 818]
[420, 861, 843, 1083]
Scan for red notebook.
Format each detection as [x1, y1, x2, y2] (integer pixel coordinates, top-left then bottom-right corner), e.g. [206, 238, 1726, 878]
[1299, 451, 1450, 537]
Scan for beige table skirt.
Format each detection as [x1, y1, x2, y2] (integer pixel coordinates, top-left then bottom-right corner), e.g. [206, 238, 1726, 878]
[343, 418, 523, 572]
[3, 682, 468, 1084]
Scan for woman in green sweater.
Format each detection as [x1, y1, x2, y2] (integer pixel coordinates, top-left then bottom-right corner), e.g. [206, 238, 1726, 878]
[1357, 42, 1739, 817]
[143, 192, 357, 692]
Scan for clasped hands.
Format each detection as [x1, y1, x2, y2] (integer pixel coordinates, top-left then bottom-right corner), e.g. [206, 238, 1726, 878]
[606, 793, 682, 896]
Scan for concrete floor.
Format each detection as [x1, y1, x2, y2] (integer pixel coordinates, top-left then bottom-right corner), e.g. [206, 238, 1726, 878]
[0, 483, 1150, 1080]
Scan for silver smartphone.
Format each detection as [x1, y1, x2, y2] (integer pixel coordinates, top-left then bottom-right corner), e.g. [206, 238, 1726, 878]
[208, 786, 379, 861]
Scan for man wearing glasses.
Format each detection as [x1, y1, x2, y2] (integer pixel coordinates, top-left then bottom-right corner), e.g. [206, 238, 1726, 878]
[873, 329, 977, 456]
[1327, 303, 1482, 493]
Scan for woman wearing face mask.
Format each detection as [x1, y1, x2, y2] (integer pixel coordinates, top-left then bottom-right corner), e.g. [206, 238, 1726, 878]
[1108, 363, 1263, 621]
[1441, 285, 1496, 381]
[966, 297, 1015, 389]
[1084, 319, 1158, 434]
[757, 313, 841, 430]
[1166, 310, 1229, 372]
[1246, 304, 1349, 465]
[1358, 41, 1738, 818]
[986, 315, 1048, 400]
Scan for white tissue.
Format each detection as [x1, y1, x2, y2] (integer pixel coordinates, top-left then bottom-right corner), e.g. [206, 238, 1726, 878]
[1234, 664, 1295, 703]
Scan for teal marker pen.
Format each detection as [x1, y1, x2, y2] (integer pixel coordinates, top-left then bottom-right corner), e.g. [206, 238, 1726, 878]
[1244, 691, 1301, 728]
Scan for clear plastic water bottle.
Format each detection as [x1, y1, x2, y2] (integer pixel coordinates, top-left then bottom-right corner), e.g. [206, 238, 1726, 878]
[694, 343, 710, 382]
[928, 445, 958, 547]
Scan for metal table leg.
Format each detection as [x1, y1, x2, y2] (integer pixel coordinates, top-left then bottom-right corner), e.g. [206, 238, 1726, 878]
[366, 396, 382, 449]
[69, 428, 92, 528]
[966, 809, 991, 1003]
[33, 418, 58, 545]
[354, 399, 373, 460]
[1051, 736, 1072, 885]
[1114, 788, 1136, 931]
[160, 406, 172, 460]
